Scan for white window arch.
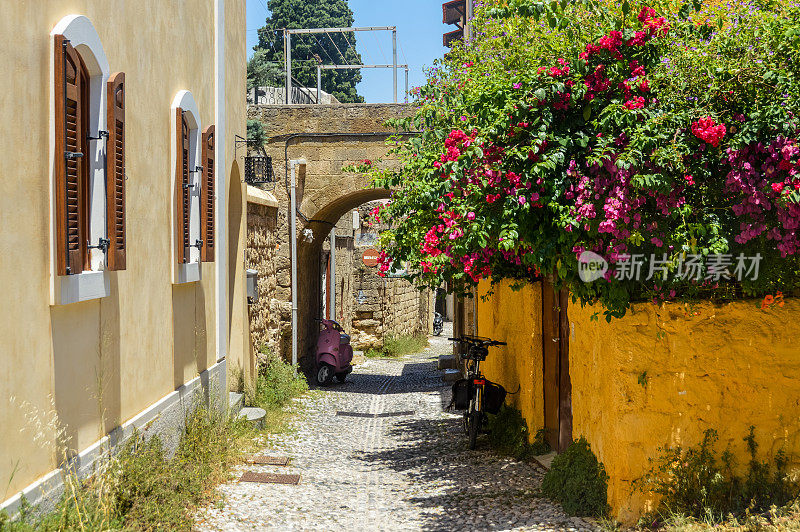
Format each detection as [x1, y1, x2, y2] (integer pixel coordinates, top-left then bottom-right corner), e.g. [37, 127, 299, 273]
[171, 90, 203, 283]
[49, 14, 112, 304]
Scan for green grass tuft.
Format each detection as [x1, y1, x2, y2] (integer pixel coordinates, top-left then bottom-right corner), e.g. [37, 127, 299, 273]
[364, 334, 428, 358]
[541, 436, 609, 518]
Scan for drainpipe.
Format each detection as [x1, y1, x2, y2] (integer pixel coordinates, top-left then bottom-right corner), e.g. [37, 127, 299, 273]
[330, 228, 336, 320]
[289, 159, 306, 367]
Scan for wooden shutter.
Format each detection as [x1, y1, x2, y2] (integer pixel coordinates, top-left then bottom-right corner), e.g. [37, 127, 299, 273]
[55, 35, 88, 276]
[175, 108, 190, 263]
[200, 125, 215, 262]
[106, 72, 126, 271]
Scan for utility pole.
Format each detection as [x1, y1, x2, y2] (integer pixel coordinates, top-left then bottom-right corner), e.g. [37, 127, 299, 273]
[284, 29, 291, 105]
[465, 0, 474, 41]
[392, 29, 398, 104]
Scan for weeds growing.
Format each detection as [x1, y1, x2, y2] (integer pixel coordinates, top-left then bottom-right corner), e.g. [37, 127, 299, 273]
[541, 437, 609, 518]
[637, 426, 799, 527]
[364, 334, 428, 358]
[1, 352, 310, 531]
[244, 347, 308, 433]
[1, 395, 255, 531]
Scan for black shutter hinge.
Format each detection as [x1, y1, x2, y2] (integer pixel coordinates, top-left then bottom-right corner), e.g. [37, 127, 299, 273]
[87, 130, 109, 141]
[88, 238, 110, 254]
[193, 239, 204, 249]
[65, 151, 84, 159]
[183, 183, 197, 190]
[191, 165, 203, 173]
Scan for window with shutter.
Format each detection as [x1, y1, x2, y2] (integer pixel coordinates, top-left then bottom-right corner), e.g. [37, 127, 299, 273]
[106, 72, 126, 271]
[55, 34, 90, 276]
[176, 108, 190, 264]
[201, 125, 215, 262]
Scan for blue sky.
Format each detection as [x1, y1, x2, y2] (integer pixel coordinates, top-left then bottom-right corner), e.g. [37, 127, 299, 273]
[246, 0, 448, 103]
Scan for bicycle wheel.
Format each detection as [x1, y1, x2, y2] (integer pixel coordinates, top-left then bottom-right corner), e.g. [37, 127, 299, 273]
[468, 410, 480, 449]
[468, 387, 482, 449]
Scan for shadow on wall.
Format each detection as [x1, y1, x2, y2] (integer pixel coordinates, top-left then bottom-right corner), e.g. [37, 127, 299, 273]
[51, 274, 122, 463]
[172, 282, 207, 390]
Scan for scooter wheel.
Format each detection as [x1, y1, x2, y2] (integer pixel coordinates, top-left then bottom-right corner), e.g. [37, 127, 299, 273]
[316, 363, 334, 386]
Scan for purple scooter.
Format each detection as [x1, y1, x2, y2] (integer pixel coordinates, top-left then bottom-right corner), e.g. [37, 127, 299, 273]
[315, 319, 353, 386]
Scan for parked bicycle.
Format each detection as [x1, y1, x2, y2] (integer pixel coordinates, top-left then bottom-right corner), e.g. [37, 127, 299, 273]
[447, 335, 507, 449]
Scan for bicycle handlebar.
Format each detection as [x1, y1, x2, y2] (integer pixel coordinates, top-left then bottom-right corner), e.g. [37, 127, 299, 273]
[447, 335, 507, 347]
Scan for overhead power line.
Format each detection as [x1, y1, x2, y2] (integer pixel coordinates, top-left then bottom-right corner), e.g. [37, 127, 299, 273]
[326, 31, 350, 65]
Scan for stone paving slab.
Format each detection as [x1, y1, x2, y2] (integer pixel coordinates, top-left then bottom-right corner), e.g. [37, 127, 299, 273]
[195, 333, 597, 532]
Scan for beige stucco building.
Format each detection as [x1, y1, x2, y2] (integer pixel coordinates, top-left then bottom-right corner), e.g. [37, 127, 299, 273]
[0, 0, 252, 514]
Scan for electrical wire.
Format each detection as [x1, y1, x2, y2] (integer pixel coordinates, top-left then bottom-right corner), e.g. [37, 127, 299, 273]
[326, 30, 350, 65]
[311, 33, 337, 65]
[342, 31, 358, 63]
[373, 31, 388, 64]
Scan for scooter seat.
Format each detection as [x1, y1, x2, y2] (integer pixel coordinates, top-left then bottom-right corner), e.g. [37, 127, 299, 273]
[339, 333, 351, 344]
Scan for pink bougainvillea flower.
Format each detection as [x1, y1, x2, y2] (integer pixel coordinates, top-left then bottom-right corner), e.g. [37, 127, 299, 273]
[692, 117, 726, 147]
[624, 97, 646, 110]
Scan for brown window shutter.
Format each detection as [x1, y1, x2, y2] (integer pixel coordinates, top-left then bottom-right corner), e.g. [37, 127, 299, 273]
[175, 108, 190, 263]
[201, 125, 215, 262]
[55, 34, 89, 276]
[106, 72, 126, 271]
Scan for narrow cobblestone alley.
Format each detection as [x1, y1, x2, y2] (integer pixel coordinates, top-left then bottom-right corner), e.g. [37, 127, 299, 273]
[196, 333, 597, 532]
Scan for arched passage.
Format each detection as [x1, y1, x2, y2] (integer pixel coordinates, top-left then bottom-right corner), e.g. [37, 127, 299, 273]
[295, 188, 392, 371]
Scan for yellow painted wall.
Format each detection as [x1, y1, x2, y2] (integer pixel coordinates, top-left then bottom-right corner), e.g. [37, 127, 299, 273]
[0, 1, 246, 501]
[476, 279, 545, 437]
[569, 299, 800, 523]
[226, 0, 252, 386]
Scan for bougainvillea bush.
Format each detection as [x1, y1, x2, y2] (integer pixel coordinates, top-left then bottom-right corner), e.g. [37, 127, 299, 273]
[364, 0, 800, 318]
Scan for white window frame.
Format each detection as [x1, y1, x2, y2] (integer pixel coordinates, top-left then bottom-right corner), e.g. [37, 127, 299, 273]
[171, 90, 203, 284]
[49, 14, 111, 305]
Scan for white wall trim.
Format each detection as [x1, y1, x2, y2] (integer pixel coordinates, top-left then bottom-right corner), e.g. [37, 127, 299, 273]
[49, 15, 112, 305]
[214, 0, 228, 364]
[0, 359, 228, 517]
[170, 90, 203, 283]
[57, 270, 111, 305]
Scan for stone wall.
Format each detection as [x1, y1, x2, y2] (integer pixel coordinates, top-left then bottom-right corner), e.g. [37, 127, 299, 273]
[245, 201, 287, 361]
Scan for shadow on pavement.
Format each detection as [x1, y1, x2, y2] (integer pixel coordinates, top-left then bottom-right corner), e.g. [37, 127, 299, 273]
[357, 415, 576, 531]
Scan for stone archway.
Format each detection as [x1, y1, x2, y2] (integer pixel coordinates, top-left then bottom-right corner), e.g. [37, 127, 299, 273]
[245, 103, 415, 367]
[295, 188, 392, 371]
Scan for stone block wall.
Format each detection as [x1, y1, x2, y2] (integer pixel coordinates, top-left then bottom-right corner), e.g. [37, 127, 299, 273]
[246, 202, 288, 362]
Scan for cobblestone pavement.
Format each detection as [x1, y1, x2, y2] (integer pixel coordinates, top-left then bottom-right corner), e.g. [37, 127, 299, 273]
[196, 326, 597, 532]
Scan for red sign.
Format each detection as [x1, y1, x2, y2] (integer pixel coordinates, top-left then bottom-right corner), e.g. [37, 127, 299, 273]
[362, 249, 379, 267]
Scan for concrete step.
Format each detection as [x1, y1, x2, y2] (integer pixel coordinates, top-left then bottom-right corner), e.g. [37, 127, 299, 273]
[442, 368, 462, 383]
[229, 392, 244, 414]
[437, 355, 458, 370]
[238, 407, 266, 429]
[533, 451, 557, 470]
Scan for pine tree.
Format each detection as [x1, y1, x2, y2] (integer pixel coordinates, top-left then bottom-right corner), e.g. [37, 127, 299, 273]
[251, 0, 364, 103]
